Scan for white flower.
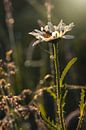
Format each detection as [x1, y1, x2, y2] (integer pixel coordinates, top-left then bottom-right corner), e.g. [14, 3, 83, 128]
[29, 20, 75, 46]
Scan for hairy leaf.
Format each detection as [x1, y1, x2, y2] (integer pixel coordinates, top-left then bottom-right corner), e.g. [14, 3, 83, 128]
[40, 103, 57, 130]
[76, 88, 85, 130]
[60, 57, 77, 87]
[41, 112, 57, 130]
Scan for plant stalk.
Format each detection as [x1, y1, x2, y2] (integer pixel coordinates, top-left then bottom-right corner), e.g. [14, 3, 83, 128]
[53, 43, 65, 130]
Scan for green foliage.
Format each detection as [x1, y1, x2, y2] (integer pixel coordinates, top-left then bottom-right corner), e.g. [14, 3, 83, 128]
[76, 88, 85, 130]
[80, 89, 85, 119]
[40, 103, 57, 130]
[46, 88, 56, 100]
[61, 88, 68, 110]
[60, 57, 77, 87]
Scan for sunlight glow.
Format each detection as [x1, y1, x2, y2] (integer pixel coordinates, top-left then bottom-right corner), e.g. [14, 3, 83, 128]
[69, 0, 86, 7]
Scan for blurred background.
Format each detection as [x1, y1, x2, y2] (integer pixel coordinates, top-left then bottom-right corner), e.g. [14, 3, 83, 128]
[0, 0, 86, 91]
[0, 0, 86, 129]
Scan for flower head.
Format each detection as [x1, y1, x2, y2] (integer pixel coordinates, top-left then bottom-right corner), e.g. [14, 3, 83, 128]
[29, 20, 75, 46]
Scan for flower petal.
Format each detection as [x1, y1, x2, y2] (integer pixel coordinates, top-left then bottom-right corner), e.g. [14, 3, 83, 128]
[29, 20, 75, 45]
[47, 22, 55, 33]
[62, 35, 74, 39]
[29, 31, 43, 39]
[56, 20, 66, 31]
[32, 40, 42, 46]
[34, 29, 44, 35]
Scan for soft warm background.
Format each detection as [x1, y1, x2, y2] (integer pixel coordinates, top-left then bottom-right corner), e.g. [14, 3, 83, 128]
[0, 0, 86, 129]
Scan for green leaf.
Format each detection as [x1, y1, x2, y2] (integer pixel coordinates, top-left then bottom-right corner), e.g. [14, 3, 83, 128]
[39, 103, 46, 118]
[60, 57, 77, 87]
[41, 112, 57, 130]
[46, 88, 56, 100]
[76, 88, 85, 130]
[80, 89, 85, 118]
[19, 128, 23, 130]
[40, 103, 57, 130]
[62, 89, 68, 109]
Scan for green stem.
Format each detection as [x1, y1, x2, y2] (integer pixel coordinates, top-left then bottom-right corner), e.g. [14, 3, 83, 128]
[53, 43, 65, 130]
